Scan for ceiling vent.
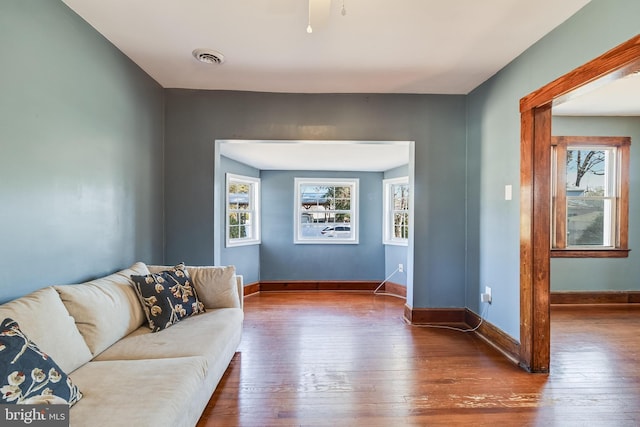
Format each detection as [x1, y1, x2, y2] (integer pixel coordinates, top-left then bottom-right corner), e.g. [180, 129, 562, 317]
[192, 49, 225, 65]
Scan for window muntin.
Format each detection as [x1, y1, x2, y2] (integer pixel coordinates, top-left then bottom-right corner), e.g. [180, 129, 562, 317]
[551, 136, 630, 257]
[226, 173, 260, 247]
[294, 178, 358, 244]
[383, 177, 409, 245]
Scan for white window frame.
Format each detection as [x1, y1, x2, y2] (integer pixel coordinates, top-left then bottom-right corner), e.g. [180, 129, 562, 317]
[226, 173, 261, 247]
[294, 177, 359, 245]
[383, 177, 409, 246]
[564, 146, 616, 248]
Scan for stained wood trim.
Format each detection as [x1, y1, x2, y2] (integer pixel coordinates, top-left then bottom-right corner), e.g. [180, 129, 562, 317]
[404, 307, 466, 325]
[383, 281, 407, 298]
[520, 35, 640, 111]
[619, 143, 630, 249]
[465, 309, 521, 364]
[520, 34, 640, 374]
[551, 291, 640, 304]
[259, 281, 381, 292]
[245, 281, 406, 297]
[552, 136, 632, 146]
[553, 142, 567, 248]
[551, 136, 631, 255]
[519, 108, 535, 371]
[551, 249, 630, 258]
[403, 304, 412, 323]
[518, 104, 553, 372]
[531, 105, 552, 373]
[243, 282, 260, 297]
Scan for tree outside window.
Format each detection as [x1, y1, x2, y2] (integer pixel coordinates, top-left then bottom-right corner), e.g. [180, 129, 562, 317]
[551, 136, 630, 257]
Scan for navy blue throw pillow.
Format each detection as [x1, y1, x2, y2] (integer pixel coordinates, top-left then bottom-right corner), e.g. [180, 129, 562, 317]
[0, 318, 82, 406]
[131, 263, 205, 332]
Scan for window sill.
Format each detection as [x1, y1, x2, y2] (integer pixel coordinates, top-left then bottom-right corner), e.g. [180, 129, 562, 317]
[226, 240, 261, 248]
[551, 248, 630, 258]
[294, 240, 359, 245]
[383, 240, 409, 247]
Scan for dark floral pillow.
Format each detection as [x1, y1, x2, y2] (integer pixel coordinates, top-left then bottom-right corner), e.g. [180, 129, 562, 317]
[0, 318, 82, 406]
[131, 263, 205, 332]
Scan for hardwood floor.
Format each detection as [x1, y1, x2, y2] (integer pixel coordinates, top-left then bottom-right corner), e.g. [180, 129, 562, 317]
[197, 292, 640, 426]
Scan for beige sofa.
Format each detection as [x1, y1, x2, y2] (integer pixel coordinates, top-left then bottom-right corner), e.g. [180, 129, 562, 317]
[0, 262, 243, 427]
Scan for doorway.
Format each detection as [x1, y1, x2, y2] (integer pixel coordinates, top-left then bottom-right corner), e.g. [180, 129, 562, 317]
[213, 139, 415, 302]
[519, 35, 640, 372]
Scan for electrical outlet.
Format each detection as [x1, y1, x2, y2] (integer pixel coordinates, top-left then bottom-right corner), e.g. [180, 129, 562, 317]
[481, 286, 492, 304]
[398, 263, 404, 273]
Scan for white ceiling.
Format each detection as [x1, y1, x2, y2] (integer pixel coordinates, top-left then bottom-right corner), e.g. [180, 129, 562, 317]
[553, 71, 640, 116]
[62, 0, 592, 95]
[220, 140, 411, 171]
[62, 0, 640, 170]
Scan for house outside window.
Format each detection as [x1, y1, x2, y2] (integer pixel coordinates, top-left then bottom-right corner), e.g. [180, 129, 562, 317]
[226, 173, 261, 247]
[294, 178, 359, 244]
[383, 177, 409, 245]
[551, 136, 630, 257]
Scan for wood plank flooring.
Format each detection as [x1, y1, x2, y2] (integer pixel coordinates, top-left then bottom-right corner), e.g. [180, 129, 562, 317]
[197, 292, 640, 426]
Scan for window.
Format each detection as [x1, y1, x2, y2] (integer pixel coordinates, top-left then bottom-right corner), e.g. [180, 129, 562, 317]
[294, 178, 358, 244]
[551, 136, 630, 257]
[383, 177, 409, 245]
[226, 173, 261, 247]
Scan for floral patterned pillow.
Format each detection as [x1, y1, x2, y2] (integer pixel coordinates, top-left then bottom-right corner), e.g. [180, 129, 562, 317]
[131, 263, 205, 332]
[0, 318, 82, 406]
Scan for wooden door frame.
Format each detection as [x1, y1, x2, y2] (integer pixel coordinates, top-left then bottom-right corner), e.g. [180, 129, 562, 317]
[519, 34, 640, 372]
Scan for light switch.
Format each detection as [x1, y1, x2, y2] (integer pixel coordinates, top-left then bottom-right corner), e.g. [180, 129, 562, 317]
[505, 184, 512, 201]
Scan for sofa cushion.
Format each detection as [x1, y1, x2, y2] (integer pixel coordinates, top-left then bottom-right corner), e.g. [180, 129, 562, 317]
[55, 262, 149, 356]
[94, 308, 243, 426]
[187, 266, 241, 309]
[69, 357, 207, 427]
[131, 264, 205, 332]
[0, 318, 82, 406]
[95, 308, 243, 363]
[0, 287, 92, 373]
[148, 265, 241, 309]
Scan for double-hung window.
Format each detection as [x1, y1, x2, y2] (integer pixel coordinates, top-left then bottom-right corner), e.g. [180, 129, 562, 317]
[226, 173, 261, 247]
[383, 177, 409, 245]
[551, 136, 630, 257]
[294, 178, 358, 244]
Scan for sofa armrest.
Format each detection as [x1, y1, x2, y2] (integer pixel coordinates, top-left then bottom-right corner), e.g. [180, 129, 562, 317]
[235, 275, 244, 310]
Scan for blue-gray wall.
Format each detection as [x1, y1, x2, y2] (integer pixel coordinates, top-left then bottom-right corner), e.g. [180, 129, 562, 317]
[218, 156, 408, 285]
[551, 115, 640, 291]
[164, 91, 467, 308]
[0, 1, 165, 303]
[466, 0, 640, 339]
[260, 170, 383, 281]
[218, 156, 261, 284]
[384, 165, 410, 287]
[6, 0, 636, 345]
